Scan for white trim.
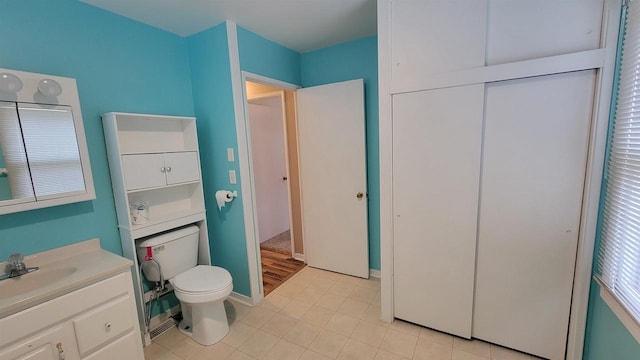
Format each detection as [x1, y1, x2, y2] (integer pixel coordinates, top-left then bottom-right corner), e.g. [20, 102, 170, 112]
[566, 2, 622, 359]
[229, 291, 256, 307]
[294, 253, 305, 262]
[378, 0, 394, 324]
[369, 269, 381, 279]
[227, 21, 263, 304]
[244, 73, 299, 91]
[247, 90, 283, 101]
[596, 278, 640, 344]
[391, 49, 606, 94]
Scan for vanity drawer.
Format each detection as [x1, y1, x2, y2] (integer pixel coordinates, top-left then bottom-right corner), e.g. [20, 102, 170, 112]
[73, 295, 134, 356]
[82, 331, 140, 360]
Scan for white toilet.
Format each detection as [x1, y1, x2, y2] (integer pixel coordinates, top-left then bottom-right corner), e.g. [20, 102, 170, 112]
[136, 225, 233, 345]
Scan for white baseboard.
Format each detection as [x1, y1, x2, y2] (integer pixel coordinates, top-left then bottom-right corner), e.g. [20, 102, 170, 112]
[294, 253, 305, 262]
[370, 269, 381, 279]
[229, 291, 255, 306]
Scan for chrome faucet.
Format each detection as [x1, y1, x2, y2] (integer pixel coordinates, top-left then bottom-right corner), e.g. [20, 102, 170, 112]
[0, 253, 39, 281]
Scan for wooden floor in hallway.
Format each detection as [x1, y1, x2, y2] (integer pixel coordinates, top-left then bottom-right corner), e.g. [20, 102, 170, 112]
[260, 247, 305, 296]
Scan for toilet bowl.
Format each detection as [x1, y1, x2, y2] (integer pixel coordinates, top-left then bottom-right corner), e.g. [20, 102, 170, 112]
[170, 265, 233, 345]
[136, 226, 234, 346]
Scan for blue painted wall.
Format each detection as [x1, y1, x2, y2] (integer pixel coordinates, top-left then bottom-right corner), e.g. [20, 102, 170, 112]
[237, 27, 301, 86]
[0, 0, 194, 259]
[300, 37, 380, 270]
[187, 23, 253, 296]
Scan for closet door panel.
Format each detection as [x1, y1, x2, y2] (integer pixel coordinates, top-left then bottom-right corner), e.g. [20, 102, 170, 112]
[486, 0, 603, 65]
[393, 85, 484, 338]
[390, 0, 487, 92]
[473, 70, 596, 360]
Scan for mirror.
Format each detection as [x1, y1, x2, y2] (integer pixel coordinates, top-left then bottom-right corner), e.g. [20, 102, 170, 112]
[0, 102, 34, 204]
[0, 68, 95, 214]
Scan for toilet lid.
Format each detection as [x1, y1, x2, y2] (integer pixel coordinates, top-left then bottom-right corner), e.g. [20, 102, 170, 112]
[172, 265, 232, 293]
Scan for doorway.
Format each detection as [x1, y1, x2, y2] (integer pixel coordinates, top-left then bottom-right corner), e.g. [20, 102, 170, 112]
[245, 80, 305, 296]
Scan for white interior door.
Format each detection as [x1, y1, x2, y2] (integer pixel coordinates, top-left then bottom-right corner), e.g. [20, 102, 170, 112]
[392, 85, 484, 338]
[473, 70, 595, 360]
[297, 79, 369, 278]
[248, 99, 290, 243]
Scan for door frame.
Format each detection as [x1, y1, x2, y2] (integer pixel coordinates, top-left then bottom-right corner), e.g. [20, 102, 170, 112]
[235, 70, 300, 303]
[247, 90, 296, 259]
[377, 1, 622, 359]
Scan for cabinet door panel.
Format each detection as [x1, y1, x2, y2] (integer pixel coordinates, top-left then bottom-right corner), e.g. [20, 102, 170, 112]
[121, 154, 165, 190]
[163, 152, 200, 185]
[390, 0, 487, 92]
[486, 0, 603, 65]
[0, 325, 65, 360]
[392, 85, 484, 338]
[474, 71, 595, 360]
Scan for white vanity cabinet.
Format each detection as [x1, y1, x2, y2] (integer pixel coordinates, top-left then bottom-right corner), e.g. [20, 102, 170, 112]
[102, 112, 211, 344]
[0, 271, 144, 360]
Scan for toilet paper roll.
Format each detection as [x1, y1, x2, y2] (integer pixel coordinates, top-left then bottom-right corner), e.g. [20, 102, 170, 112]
[215, 190, 237, 211]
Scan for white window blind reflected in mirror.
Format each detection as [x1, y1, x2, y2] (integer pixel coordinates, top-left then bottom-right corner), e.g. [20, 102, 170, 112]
[18, 104, 86, 199]
[0, 102, 34, 203]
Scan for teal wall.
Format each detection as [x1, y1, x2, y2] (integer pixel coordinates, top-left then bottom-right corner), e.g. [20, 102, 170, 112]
[237, 27, 301, 85]
[0, 0, 194, 258]
[583, 7, 640, 358]
[187, 23, 252, 296]
[300, 37, 380, 270]
[584, 285, 640, 359]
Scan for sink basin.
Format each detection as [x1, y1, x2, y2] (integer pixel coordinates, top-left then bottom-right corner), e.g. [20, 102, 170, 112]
[0, 266, 78, 300]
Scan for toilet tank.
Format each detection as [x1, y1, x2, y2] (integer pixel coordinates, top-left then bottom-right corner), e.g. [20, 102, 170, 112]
[136, 225, 199, 282]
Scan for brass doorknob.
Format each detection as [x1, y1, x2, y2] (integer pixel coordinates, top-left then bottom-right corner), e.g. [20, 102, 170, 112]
[356, 192, 364, 199]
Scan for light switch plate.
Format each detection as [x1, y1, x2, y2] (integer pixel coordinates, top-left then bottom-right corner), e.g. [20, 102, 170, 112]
[227, 148, 235, 162]
[229, 170, 237, 184]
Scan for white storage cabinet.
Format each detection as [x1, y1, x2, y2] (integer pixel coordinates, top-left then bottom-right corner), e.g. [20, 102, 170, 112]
[380, 1, 621, 359]
[102, 112, 212, 343]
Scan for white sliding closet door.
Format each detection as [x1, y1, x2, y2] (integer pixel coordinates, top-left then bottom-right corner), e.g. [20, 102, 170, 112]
[473, 71, 596, 360]
[393, 85, 484, 338]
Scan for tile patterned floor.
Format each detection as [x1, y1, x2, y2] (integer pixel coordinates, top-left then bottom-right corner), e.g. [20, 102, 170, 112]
[145, 267, 542, 360]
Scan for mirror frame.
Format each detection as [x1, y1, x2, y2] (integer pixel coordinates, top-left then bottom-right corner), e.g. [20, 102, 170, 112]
[0, 68, 95, 214]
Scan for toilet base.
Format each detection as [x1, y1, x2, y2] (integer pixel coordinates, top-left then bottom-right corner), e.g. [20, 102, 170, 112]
[178, 300, 230, 345]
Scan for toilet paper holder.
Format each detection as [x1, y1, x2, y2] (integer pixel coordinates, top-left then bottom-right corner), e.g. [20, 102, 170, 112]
[215, 190, 238, 211]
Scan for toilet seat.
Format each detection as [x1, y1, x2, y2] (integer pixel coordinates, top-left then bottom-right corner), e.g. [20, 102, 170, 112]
[170, 265, 233, 303]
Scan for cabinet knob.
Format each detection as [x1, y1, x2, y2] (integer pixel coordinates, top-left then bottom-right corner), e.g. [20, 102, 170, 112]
[356, 192, 364, 199]
[160, 167, 166, 173]
[105, 322, 112, 331]
[166, 166, 172, 172]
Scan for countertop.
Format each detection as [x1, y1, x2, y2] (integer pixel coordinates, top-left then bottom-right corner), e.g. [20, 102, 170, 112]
[0, 239, 133, 318]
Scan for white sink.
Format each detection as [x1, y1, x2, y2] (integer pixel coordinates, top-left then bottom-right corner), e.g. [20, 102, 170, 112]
[0, 266, 78, 300]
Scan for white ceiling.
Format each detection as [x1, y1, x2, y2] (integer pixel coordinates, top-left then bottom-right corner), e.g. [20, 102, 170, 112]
[79, 0, 377, 53]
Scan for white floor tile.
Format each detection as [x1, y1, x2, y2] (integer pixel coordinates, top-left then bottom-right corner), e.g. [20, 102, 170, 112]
[337, 338, 378, 360]
[413, 338, 453, 360]
[237, 329, 279, 358]
[265, 339, 305, 360]
[453, 338, 491, 359]
[308, 329, 349, 359]
[379, 329, 417, 359]
[284, 321, 322, 348]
